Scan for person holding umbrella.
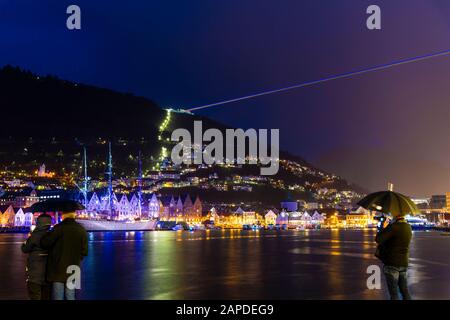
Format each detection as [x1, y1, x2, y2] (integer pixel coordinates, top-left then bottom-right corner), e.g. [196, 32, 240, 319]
[31, 199, 88, 300]
[358, 188, 418, 300]
[21, 214, 53, 300]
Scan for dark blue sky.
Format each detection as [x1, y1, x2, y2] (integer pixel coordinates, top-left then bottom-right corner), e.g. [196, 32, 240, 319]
[1, 0, 450, 195]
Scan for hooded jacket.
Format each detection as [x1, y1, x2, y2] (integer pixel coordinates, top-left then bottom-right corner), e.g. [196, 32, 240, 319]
[375, 217, 412, 267]
[40, 218, 88, 283]
[21, 217, 52, 285]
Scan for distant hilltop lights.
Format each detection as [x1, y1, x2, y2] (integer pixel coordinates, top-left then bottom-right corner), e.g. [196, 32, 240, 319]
[164, 107, 193, 115]
[171, 121, 280, 175]
[35, 164, 55, 178]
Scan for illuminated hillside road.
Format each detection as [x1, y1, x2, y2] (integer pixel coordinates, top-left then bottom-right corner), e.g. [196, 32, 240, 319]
[1, 230, 449, 300]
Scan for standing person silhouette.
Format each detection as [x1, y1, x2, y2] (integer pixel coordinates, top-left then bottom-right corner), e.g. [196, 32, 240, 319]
[21, 214, 53, 300]
[375, 213, 413, 300]
[41, 211, 88, 300]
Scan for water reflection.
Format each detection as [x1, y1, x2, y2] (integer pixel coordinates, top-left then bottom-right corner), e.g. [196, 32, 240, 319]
[1, 230, 450, 299]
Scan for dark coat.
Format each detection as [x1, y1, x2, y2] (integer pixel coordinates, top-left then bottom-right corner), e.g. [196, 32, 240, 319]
[21, 225, 51, 285]
[375, 218, 412, 267]
[40, 218, 88, 283]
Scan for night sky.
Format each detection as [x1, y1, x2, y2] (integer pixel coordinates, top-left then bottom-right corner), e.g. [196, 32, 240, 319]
[1, 0, 450, 196]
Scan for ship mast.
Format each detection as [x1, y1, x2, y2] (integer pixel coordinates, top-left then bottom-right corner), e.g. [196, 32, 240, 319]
[82, 146, 88, 209]
[106, 141, 115, 218]
[137, 150, 143, 218]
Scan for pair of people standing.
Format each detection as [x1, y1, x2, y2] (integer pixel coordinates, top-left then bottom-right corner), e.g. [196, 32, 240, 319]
[21, 211, 88, 300]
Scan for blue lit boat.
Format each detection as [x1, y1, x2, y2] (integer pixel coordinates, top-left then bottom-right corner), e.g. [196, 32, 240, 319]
[77, 219, 157, 232]
[405, 215, 435, 231]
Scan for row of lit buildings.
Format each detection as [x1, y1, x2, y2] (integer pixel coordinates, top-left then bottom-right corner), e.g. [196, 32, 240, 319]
[0, 189, 204, 227]
[83, 192, 202, 223]
[0, 205, 34, 227]
[204, 205, 377, 229]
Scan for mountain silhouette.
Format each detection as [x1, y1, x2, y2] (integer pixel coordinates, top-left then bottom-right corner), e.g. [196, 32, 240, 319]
[0, 66, 364, 205]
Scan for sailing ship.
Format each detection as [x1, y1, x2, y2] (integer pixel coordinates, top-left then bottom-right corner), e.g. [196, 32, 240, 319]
[76, 143, 157, 231]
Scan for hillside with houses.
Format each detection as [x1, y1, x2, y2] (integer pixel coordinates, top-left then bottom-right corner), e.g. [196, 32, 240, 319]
[0, 66, 365, 223]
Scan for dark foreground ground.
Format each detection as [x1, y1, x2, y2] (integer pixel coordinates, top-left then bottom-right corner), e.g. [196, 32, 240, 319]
[1, 229, 449, 300]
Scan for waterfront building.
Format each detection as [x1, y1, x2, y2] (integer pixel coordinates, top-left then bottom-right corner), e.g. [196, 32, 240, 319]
[265, 210, 277, 225]
[182, 194, 193, 217]
[320, 208, 348, 228]
[87, 192, 102, 212]
[411, 197, 429, 206]
[438, 212, 450, 225]
[285, 211, 314, 228]
[297, 200, 307, 210]
[0, 188, 39, 208]
[232, 207, 259, 225]
[430, 195, 446, 210]
[446, 192, 450, 212]
[242, 210, 258, 225]
[37, 189, 79, 201]
[117, 194, 130, 218]
[85, 191, 162, 220]
[286, 211, 302, 227]
[325, 214, 340, 228]
[0, 192, 18, 206]
[13, 208, 33, 227]
[345, 207, 374, 228]
[311, 210, 325, 225]
[306, 202, 319, 210]
[100, 192, 119, 213]
[424, 212, 445, 224]
[120, 194, 139, 219]
[213, 213, 230, 227]
[181, 195, 202, 223]
[175, 196, 184, 220]
[276, 211, 289, 226]
[128, 194, 141, 217]
[0, 205, 15, 227]
[411, 197, 430, 211]
[272, 209, 327, 228]
[14, 208, 25, 226]
[221, 207, 243, 227]
[192, 196, 202, 220]
[24, 210, 34, 227]
[301, 211, 312, 223]
[207, 207, 220, 223]
[14, 189, 40, 208]
[159, 195, 176, 221]
[280, 198, 298, 212]
[148, 194, 160, 219]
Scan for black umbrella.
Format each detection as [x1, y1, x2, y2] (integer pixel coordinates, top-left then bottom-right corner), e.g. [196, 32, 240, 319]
[357, 191, 419, 217]
[30, 199, 85, 213]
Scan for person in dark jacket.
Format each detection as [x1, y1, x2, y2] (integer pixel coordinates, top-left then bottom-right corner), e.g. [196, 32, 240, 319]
[40, 211, 88, 300]
[375, 214, 412, 300]
[21, 214, 53, 300]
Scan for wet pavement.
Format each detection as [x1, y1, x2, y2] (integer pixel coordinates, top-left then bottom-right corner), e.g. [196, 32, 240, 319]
[1, 229, 449, 299]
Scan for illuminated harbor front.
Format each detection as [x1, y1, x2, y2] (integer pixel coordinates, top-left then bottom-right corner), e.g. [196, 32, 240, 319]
[2, 229, 450, 300]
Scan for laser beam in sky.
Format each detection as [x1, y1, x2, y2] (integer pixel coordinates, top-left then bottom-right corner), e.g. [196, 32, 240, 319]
[186, 49, 450, 112]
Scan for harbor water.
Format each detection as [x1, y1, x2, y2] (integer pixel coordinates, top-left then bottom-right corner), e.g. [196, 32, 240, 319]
[1, 229, 450, 300]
